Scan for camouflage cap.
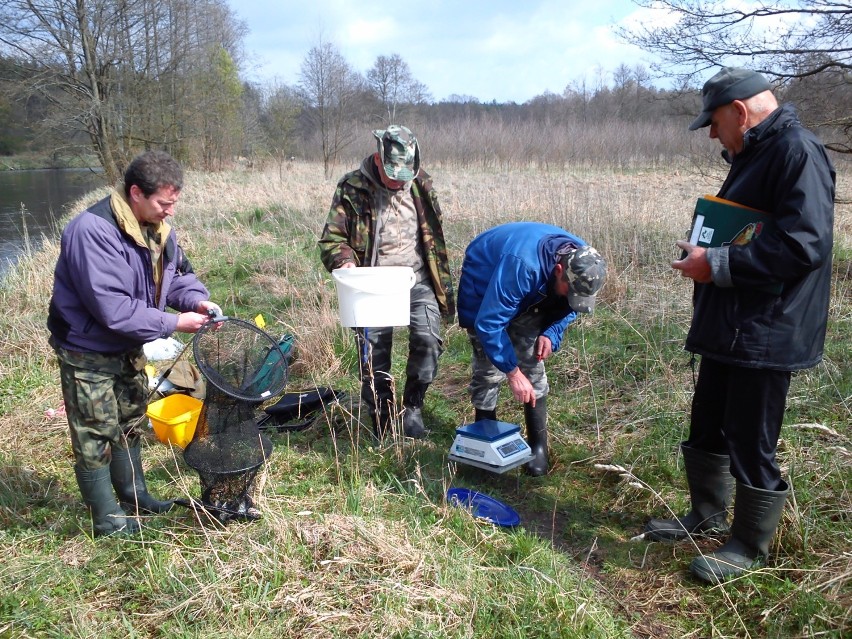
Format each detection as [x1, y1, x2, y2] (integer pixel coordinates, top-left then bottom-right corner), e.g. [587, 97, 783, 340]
[373, 125, 420, 182]
[561, 245, 607, 313]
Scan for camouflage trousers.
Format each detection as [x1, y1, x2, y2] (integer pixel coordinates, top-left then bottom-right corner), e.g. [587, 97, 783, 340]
[55, 346, 148, 470]
[467, 310, 550, 411]
[356, 281, 444, 417]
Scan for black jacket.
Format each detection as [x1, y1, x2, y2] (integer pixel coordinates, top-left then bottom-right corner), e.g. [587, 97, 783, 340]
[686, 104, 836, 370]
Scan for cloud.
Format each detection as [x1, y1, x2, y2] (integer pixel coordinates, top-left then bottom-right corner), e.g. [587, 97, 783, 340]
[233, 0, 660, 103]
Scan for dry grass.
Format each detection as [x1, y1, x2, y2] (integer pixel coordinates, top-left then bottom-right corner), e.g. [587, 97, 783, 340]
[1, 159, 850, 638]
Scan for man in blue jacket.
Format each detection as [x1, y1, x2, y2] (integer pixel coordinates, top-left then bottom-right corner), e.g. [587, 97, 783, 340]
[48, 150, 221, 536]
[644, 68, 836, 583]
[457, 222, 606, 476]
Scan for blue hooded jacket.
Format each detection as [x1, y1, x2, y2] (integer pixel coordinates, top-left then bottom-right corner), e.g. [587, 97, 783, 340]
[457, 222, 586, 373]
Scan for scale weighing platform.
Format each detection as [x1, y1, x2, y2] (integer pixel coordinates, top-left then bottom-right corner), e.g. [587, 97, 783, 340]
[448, 419, 534, 473]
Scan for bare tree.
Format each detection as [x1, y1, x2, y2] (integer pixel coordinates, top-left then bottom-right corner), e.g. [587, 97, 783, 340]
[0, 1, 145, 181]
[298, 40, 364, 178]
[0, 0, 247, 179]
[366, 53, 431, 124]
[620, 0, 852, 152]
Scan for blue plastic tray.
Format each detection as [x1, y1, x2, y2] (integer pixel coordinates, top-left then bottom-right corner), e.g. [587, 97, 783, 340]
[446, 487, 520, 527]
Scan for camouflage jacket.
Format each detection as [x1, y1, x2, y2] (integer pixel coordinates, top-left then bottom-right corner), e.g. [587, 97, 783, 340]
[318, 162, 455, 320]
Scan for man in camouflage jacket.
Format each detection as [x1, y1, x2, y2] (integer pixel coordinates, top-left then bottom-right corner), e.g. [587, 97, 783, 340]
[319, 125, 454, 440]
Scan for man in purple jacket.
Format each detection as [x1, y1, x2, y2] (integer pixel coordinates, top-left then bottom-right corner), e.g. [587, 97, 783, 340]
[48, 150, 220, 536]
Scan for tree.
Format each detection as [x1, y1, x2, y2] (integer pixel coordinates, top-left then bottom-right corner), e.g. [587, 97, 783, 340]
[0, 0, 141, 181]
[194, 46, 244, 170]
[366, 54, 431, 124]
[298, 40, 364, 178]
[620, 0, 852, 152]
[260, 82, 300, 179]
[0, 0, 247, 179]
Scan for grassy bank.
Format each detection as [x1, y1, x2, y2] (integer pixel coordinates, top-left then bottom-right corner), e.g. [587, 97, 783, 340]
[1, 160, 849, 638]
[0, 153, 101, 171]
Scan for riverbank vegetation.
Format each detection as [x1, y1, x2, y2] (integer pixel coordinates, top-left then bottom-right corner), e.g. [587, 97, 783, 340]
[1, 158, 849, 638]
[0, 153, 100, 172]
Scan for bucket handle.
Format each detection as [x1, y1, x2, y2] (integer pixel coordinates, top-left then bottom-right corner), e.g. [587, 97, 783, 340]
[332, 269, 416, 295]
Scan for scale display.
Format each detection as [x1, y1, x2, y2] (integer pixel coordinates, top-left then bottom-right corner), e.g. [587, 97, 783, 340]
[496, 438, 528, 458]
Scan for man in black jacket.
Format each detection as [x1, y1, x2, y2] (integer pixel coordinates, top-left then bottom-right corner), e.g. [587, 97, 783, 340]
[643, 68, 836, 583]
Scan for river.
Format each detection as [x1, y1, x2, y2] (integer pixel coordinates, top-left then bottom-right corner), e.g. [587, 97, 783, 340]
[0, 168, 106, 277]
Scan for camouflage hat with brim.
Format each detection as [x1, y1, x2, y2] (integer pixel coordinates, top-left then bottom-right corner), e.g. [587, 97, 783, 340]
[374, 125, 420, 182]
[561, 245, 607, 313]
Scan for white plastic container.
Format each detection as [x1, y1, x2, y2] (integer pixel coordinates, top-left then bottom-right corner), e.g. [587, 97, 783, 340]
[331, 266, 416, 327]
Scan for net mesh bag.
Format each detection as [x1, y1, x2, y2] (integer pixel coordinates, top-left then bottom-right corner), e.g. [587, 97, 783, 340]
[183, 318, 289, 522]
[193, 317, 289, 401]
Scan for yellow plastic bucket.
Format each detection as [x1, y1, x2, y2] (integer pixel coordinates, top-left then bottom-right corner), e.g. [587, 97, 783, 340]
[146, 394, 202, 449]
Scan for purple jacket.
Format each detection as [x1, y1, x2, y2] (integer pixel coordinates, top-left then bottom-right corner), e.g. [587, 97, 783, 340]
[47, 196, 209, 353]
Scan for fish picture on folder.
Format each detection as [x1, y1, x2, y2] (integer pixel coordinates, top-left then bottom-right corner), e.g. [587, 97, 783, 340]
[685, 195, 783, 294]
[687, 195, 773, 249]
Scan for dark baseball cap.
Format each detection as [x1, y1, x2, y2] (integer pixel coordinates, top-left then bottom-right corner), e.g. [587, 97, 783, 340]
[689, 67, 772, 130]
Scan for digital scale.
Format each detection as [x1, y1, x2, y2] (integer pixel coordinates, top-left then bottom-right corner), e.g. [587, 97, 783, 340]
[448, 419, 534, 473]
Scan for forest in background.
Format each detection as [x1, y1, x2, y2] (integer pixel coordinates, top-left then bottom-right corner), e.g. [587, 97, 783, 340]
[0, 0, 850, 180]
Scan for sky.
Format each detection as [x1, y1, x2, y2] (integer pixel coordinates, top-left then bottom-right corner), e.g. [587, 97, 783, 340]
[229, 0, 672, 104]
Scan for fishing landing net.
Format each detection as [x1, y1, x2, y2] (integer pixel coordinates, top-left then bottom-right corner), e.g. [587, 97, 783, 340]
[181, 317, 289, 522]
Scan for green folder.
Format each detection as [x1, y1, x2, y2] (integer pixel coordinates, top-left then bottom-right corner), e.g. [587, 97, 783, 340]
[685, 195, 783, 294]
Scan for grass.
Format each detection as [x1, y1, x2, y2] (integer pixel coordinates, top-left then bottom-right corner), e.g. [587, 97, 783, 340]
[0, 159, 849, 638]
[0, 153, 101, 171]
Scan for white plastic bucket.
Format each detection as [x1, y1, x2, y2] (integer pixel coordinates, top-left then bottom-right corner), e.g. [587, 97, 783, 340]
[332, 266, 416, 327]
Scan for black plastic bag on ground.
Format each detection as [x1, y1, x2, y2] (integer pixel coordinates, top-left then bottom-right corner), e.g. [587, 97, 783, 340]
[259, 387, 347, 432]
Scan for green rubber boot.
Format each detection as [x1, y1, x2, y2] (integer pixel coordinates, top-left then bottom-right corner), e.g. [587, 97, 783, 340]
[110, 446, 174, 514]
[690, 481, 788, 583]
[645, 444, 735, 541]
[75, 464, 140, 537]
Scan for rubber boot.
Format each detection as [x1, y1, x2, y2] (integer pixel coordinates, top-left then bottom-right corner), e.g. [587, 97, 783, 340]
[690, 481, 788, 583]
[475, 408, 497, 422]
[370, 402, 394, 442]
[110, 446, 174, 514]
[524, 397, 548, 477]
[645, 444, 735, 541]
[402, 380, 429, 439]
[75, 464, 140, 537]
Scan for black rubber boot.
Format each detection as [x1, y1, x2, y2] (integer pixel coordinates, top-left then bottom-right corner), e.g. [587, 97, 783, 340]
[645, 443, 735, 541]
[370, 404, 394, 442]
[75, 464, 140, 537]
[474, 408, 497, 422]
[402, 380, 429, 439]
[524, 397, 548, 477]
[110, 446, 174, 514]
[690, 481, 789, 583]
